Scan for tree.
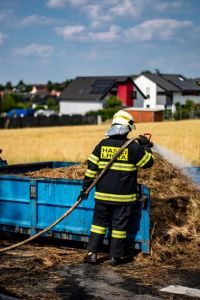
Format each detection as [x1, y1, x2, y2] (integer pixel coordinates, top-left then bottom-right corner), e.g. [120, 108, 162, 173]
[0, 84, 5, 91]
[5, 81, 13, 90]
[1, 93, 25, 112]
[47, 80, 53, 92]
[16, 80, 26, 92]
[46, 97, 58, 110]
[104, 96, 122, 108]
[1, 93, 15, 112]
[141, 70, 152, 75]
[184, 99, 193, 110]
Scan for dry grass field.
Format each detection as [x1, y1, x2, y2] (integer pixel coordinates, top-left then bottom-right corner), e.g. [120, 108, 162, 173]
[0, 119, 200, 165]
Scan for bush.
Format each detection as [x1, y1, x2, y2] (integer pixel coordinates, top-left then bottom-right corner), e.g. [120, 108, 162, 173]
[104, 96, 122, 108]
[173, 109, 190, 120]
[164, 109, 173, 120]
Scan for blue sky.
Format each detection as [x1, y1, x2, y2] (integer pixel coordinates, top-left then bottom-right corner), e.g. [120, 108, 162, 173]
[0, 0, 200, 84]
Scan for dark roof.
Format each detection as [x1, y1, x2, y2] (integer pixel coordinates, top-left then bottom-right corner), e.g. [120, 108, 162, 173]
[143, 73, 200, 92]
[59, 76, 135, 102]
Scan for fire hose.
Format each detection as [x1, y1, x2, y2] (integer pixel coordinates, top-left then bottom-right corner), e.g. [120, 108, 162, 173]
[0, 134, 151, 253]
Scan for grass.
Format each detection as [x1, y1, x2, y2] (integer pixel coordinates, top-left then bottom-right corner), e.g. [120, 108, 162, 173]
[1, 120, 200, 165]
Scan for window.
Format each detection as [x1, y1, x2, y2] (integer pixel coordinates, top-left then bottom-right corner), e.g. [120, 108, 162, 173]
[146, 104, 150, 108]
[131, 91, 137, 99]
[146, 87, 150, 98]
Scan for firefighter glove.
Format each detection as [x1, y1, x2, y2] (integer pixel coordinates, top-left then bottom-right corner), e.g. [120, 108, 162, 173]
[78, 189, 89, 200]
[137, 135, 154, 148]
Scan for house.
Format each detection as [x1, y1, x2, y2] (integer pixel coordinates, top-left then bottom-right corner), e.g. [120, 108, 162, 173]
[30, 85, 49, 95]
[134, 73, 200, 111]
[58, 76, 146, 115]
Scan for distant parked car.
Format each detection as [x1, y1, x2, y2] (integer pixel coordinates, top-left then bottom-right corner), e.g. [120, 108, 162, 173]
[34, 109, 59, 117]
[7, 108, 35, 117]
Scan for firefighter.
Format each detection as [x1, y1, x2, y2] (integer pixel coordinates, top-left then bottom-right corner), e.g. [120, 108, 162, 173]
[78, 110, 154, 266]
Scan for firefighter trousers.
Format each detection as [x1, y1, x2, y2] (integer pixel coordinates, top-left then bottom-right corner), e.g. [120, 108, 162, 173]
[87, 202, 133, 257]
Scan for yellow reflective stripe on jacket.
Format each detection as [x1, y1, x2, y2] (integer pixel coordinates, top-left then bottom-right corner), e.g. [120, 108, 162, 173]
[88, 153, 99, 165]
[91, 224, 106, 235]
[95, 191, 137, 202]
[136, 151, 152, 168]
[112, 230, 126, 239]
[85, 169, 97, 178]
[99, 161, 136, 172]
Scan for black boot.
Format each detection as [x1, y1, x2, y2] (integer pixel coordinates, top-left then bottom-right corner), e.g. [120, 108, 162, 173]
[109, 257, 122, 266]
[84, 252, 97, 264]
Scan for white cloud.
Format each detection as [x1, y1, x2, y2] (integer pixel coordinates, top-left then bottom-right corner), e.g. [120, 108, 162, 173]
[55, 24, 121, 42]
[55, 25, 85, 39]
[0, 9, 57, 28]
[87, 4, 112, 28]
[46, 0, 67, 8]
[110, 0, 140, 17]
[88, 25, 121, 42]
[46, 0, 87, 8]
[155, 0, 182, 12]
[11, 44, 55, 58]
[0, 32, 8, 45]
[125, 19, 193, 42]
[19, 15, 55, 27]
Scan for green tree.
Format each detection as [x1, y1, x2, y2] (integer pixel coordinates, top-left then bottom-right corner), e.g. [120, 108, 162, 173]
[1, 93, 25, 112]
[0, 84, 5, 91]
[1, 93, 15, 112]
[104, 96, 122, 108]
[16, 80, 26, 92]
[47, 80, 53, 92]
[5, 81, 13, 90]
[46, 97, 58, 110]
[184, 99, 193, 110]
[175, 102, 181, 110]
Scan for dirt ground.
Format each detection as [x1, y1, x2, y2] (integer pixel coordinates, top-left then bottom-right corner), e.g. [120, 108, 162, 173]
[0, 152, 200, 299]
[0, 236, 200, 300]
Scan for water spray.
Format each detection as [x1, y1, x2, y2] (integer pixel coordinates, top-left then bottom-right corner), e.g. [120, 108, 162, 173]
[153, 144, 200, 186]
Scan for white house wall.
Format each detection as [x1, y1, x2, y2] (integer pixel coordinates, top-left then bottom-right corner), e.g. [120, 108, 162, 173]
[134, 75, 157, 108]
[173, 93, 200, 105]
[59, 101, 102, 115]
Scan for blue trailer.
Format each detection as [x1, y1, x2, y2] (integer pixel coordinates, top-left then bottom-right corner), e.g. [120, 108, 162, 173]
[0, 161, 150, 253]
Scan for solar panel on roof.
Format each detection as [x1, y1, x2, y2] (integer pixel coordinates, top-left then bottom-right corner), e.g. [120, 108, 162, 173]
[93, 79, 114, 87]
[172, 79, 197, 90]
[90, 79, 115, 94]
[90, 87, 109, 94]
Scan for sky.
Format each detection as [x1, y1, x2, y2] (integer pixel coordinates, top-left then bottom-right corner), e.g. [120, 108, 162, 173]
[0, 0, 200, 85]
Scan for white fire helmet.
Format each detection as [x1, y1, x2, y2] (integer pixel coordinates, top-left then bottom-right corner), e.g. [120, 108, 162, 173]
[106, 110, 136, 136]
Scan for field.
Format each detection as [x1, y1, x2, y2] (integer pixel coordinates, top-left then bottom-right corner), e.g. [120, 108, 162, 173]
[0, 120, 200, 299]
[1, 119, 200, 166]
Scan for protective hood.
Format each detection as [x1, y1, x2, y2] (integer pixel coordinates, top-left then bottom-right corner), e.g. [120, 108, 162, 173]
[106, 124, 130, 136]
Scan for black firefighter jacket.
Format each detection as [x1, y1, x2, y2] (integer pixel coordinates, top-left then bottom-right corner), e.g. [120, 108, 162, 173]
[83, 136, 154, 205]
